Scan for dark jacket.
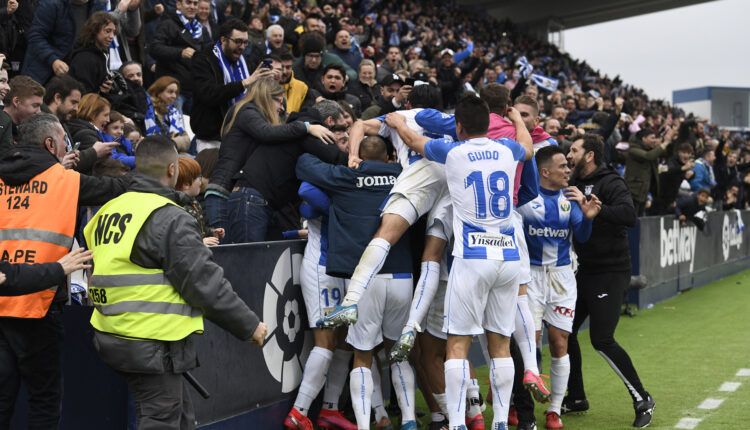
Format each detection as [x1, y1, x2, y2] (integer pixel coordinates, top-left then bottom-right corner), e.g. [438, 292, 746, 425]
[69, 46, 108, 94]
[189, 49, 246, 141]
[92, 173, 260, 374]
[0, 110, 12, 155]
[208, 103, 307, 195]
[109, 80, 149, 133]
[66, 118, 102, 175]
[361, 95, 398, 120]
[295, 154, 412, 277]
[656, 155, 690, 213]
[21, 0, 76, 84]
[330, 46, 362, 71]
[572, 165, 637, 274]
[347, 80, 379, 112]
[0, 144, 131, 302]
[235, 109, 347, 210]
[624, 139, 665, 204]
[309, 85, 362, 116]
[150, 12, 212, 94]
[0, 261, 65, 296]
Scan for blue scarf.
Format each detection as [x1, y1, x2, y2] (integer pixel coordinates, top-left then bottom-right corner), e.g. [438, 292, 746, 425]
[212, 42, 249, 105]
[144, 95, 185, 137]
[177, 11, 203, 40]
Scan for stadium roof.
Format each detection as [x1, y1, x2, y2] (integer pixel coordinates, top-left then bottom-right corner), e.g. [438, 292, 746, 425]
[457, 0, 718, 30]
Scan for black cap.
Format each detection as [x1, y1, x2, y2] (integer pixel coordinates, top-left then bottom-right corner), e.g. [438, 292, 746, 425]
[411, 71, 429, 82]
[380, 73, 405, 86]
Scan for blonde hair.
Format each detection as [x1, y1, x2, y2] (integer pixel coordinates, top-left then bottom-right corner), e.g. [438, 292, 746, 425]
[221, 78, 285, 137]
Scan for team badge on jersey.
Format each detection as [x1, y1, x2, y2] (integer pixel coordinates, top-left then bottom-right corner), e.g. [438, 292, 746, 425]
[560, 201, 571, 212]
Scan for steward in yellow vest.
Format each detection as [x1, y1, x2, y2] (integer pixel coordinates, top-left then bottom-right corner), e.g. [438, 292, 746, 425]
[0, 113, 129, 428]
[85, 136, 266, 429]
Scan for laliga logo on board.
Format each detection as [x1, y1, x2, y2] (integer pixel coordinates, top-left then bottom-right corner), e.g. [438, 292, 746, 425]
[660, 218, 697, 272]
[722, 212, 743, 261]
[262, 248, 312, 393]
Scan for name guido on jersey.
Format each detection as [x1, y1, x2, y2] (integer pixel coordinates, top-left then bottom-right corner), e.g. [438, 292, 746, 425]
[467, 150, 500, 162]
[527, 225, 569, 239]
[355, 175, 397, 188]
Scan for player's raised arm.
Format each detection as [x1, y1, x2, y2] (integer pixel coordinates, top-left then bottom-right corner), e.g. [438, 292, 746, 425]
[348, 119, 384, 168]
[384, 113, 431, 156]
[507, 107, 533, 160]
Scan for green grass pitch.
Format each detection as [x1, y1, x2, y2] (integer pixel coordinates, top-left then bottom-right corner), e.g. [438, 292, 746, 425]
[410, 270, 750, 429]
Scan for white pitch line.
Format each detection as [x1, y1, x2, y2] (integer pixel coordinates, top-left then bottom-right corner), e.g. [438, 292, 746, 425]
[675, 417, 702, 429]
[719, 382, 741, 392]
[736, 369, 750, 377]
[697, 398, 724, 410]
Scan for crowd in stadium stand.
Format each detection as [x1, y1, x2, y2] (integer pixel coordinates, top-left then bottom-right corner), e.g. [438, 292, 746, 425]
[1, 0, 749, 242]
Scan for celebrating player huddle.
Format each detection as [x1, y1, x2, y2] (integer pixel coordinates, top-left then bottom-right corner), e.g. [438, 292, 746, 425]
[285, 83, 656, 430]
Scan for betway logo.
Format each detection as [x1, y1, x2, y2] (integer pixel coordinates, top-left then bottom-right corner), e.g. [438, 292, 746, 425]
[527, 225, 569, 239]
[660, 218, 697, 272]
[355, 175, 397, 188]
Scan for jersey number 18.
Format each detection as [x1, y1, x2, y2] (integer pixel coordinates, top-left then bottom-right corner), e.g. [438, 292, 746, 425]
[464, 170, 511, 219]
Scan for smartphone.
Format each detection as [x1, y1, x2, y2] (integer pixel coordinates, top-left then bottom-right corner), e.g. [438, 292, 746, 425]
[261, 58, 273, 69]
[558, 128, 573, 136]
[72, 141, 81, 151]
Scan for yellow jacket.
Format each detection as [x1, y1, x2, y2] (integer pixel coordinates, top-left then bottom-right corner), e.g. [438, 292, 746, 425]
[284, 73, 309, 114]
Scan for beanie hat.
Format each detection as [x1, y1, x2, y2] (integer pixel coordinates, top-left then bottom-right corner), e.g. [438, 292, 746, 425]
[300, 32, 325, 56]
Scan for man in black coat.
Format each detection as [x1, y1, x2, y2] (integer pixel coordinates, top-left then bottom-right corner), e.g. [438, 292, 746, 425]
[190, 18, 273, 152]
[149, 0, 212, 114]
[564, 134, 655, 428]
[0, 248, 91, 296]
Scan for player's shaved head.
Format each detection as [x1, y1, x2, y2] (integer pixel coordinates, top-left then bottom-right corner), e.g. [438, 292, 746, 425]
[455, 93, 490, 136]
[359, 136, 389, 162]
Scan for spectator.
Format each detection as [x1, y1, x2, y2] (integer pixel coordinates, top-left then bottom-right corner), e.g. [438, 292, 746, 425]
[21, 0, 76, 84]
[206, 79, 333, 235]
[348, 59, 379, 111]
[293, 31, 326, 87]
[0, 0, 20, 56]
[0, 60, 12, 152]
[244, 24, 286, 71]
[43, 74, 84, 125]
[713, 131, 742, 201]
[689, 147, 717, 192]
[376, 45, 406, 82]
[676, 188, 710, 230]
[721, 184, 741, 211]
[196, 0, 217, 40]
[436, 48, 462, 109]
[69, 12, 120, 95]
[113, 61, 150, 132]
[653, 143, 695, 215]
[311, 64, 361, 115]
[102, 110, 135, 169]
[144, 76, 191, 152]
[123, 122, 143, 149]
[191, 18, 275, 152]
[150, 0, 212, 114]
[2, 75, 44, 151]
[92, 0, 144, 73]
[66, 93, 120, 174]
[361, 73, 408, 120]
[177, 156, 224, 246]
[624, 128, 673, 216]
[279, 50, 311, 114]
[226, 99, 347, 243]
[330, 29, 362, 71]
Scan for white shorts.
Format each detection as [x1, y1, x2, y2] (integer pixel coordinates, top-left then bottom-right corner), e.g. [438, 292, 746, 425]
[443, 257, 520, 336]
[425, 279, 448, 340]
[382, 159, 447, 225]
[346, 274, 413, 351]
[301, 258, 346, 328]
[426, 188, 453, 241]
[512, 211, 531, 286]
[526, 265, 577, 333]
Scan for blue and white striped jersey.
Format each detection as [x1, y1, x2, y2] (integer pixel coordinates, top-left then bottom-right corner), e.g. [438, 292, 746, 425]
[425, 136, 526, 261]
[377, 108, 454, 169]
[516, 187, 592, 267]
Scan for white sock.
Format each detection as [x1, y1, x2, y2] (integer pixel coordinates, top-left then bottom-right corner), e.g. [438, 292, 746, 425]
[549, 355, 570, 415]
[444, 359, 469, 428]
[391, 361, 416, 422]
[371, 357, 388, 421]
[323, 349, 352, 410]
[489, 357, 514, 427]
[513, 295, 540, 374]
[350, 367, 373, 429]
[293, 347, 332, 414]
[466, 378, 482, 417]
[405, 261, 441, 329]
[433, 392, 448, 416]
[342, 238, 391, 305]
[431, 411, 446, 422]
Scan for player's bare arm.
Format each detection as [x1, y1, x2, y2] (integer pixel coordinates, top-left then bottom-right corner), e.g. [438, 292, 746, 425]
[384, 113, 430, 155]
[348, 119, 383, 168]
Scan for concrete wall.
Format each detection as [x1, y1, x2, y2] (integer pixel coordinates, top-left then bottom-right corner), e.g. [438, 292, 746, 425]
[711, 88, 750, 127]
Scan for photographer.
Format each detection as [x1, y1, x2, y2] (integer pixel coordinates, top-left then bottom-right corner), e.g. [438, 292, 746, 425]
[69, 12, 126, 96]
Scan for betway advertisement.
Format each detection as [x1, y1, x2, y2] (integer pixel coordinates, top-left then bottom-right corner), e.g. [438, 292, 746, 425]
[639, 210, 749, 287]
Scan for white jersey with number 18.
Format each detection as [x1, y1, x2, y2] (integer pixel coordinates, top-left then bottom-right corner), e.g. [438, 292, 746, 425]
[424, 136, 526, 261]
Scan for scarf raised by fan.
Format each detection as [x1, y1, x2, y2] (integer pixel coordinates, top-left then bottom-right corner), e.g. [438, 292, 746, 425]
[144, 95, 185, 137]
[212, 42, 249, 105]
[177, 11, 203, 39]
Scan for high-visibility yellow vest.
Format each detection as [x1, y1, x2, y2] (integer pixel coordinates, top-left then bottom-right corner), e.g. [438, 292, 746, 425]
[83, 192, 204, 341]
[0, 163, 80, 318]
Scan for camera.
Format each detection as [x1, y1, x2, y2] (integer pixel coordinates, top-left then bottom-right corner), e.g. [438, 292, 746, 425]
[106, 70, 129, 96]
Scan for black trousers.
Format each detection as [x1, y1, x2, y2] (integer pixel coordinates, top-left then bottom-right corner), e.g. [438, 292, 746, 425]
[0, 304, 64, 430]
[567, 270, 648, 404]
[510, 339, 535, 424]
[120, 371, 195, 430]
